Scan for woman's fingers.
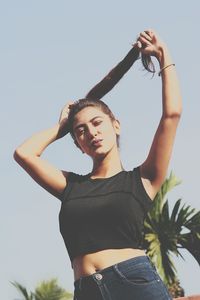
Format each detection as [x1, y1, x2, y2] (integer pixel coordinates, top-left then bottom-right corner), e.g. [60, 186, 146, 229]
[138, 35, 152, 47]
[63, 101, 74, 114]
[144, 29, 154, 38]
[135, 30, 155, 50]
[134, 29, 166, 63]
[132, 40, 142, 49]
[139, 31, 153, 42]
[68, 101, 74, 108]
[59, 101, 74, 123]
[133, 30, 155, 49]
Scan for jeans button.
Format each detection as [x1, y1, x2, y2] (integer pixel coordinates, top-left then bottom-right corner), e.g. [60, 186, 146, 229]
[95, 273, 103, 280]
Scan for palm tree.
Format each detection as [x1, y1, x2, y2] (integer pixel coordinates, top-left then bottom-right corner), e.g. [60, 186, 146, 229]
[34, 279, 73, 300]
[12, 282, 34, 300]
[144, 172, 200, 297]
[12, 279, 73, 300]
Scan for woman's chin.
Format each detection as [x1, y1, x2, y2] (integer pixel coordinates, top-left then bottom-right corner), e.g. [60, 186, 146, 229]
[90, 147, 115, 160]
[91, 151, 107, 160]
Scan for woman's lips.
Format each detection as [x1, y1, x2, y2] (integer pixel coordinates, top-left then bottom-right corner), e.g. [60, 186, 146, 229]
[91, 138, 103, 147]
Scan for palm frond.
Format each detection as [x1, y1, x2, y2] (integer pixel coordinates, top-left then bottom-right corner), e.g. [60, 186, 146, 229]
[176, 204, 196, 229]
[144, 171, 200, 286]
[180, 232, 200, 264]
[11, 281, 34, 300]
[171, 199, 182, 223]
[184, 210, 200, 231]
[34, 278, 73, 300]
[147, 172, 181, 223]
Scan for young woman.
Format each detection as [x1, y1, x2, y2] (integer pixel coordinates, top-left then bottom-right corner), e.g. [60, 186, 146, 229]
[14, 30, 182, 300]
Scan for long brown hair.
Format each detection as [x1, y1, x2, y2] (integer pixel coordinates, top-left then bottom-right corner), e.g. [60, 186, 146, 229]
[62, 46, 154, 141]
[85, 47, 154, 101]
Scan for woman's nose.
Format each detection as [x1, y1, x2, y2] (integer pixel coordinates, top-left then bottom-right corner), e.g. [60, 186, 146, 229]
[87, 125, 98, 138]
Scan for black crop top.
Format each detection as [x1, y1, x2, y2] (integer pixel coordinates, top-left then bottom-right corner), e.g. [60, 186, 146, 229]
[59, 167, 153, 263]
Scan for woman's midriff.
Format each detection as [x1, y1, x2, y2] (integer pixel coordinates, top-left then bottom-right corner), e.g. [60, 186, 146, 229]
[72, 248, 146, 281]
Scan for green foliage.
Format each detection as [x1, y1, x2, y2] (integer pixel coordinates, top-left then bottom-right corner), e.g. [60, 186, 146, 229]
[34, 279, 73, 300]
[144, 171, 200, 289]
[12, 279, 73, 300]
[11, 282, 34, 300]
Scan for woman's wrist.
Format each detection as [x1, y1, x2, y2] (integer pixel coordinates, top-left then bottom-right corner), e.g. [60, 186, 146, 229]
[155, 45, 173, 68]
[56, 121, 70, 139]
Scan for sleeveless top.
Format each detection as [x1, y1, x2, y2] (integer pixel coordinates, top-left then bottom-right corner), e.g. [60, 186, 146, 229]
[59, 166, 153, 263]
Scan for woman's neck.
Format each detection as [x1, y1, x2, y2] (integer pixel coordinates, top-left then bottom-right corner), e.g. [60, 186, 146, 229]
[91, 147, 124, 178]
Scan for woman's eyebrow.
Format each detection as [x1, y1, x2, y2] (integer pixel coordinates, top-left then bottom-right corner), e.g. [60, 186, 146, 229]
[74, 116, 103, 131]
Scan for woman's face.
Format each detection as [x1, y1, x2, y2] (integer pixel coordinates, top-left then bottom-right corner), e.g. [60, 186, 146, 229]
[73, 106, 120, 158]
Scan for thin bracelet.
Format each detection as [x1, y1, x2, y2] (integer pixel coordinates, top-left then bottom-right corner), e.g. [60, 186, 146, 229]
[158, 63, 175, 76]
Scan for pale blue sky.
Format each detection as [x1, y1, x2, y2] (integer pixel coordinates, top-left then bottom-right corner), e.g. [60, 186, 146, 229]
[1, 1, 200, 299]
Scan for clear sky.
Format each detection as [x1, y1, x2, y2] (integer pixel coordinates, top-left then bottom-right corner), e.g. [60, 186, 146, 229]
[1, 1, 200, 299]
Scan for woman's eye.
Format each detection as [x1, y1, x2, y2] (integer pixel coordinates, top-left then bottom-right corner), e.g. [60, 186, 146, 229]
[93, 120, 102, 126]
[77, 128, 85, 135]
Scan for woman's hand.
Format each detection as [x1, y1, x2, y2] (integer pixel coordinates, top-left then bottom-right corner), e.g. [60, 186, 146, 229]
[57, 101, 74, 138]
[135, 30, 167, 63]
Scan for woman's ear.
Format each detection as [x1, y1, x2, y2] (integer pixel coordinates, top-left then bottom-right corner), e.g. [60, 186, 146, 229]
[113, 119, 121, 135]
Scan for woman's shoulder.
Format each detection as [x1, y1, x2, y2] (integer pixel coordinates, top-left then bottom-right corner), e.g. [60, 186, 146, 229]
[67, 171, 92, 184]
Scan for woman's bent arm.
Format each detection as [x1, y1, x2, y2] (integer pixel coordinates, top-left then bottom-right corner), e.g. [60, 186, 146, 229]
[14, 124, 68, 199]
[13, 103, 74, 200]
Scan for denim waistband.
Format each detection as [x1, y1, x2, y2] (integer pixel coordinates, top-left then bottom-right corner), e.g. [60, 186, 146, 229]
[74, 255, 152, 288]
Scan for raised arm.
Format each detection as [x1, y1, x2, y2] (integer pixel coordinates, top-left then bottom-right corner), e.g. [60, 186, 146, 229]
[13, 102, 74, 200]
[137, 30, 182, 199]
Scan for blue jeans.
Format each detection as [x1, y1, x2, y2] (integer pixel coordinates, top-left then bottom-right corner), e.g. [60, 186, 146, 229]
[73, 256, 172, 300]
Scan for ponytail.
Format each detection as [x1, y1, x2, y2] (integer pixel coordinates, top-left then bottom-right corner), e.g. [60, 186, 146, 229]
[141, 53, 155, 74]
[86, 46, 155, 100]
[86, 46, 140, 100]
